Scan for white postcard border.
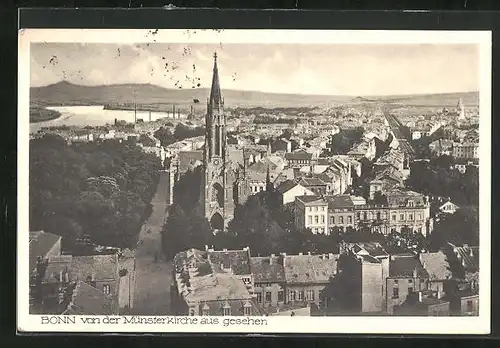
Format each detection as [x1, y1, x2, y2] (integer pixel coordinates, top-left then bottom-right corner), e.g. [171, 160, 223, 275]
[17, 29, 492, 334]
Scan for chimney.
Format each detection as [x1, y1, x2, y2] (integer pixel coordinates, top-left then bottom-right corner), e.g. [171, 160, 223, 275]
[205, 245, 209, 251]
[308, 251, 311, 256]
[328, 253, 334, 259]
[223, 248, 228, 252]
[299, 252, 303, 256]
[418, 291, 423, 302]
[469, 248, 474, 257]
[271, 254, 275, 257]
[59, 270, 64, 282]
[269, 256, 273, 265]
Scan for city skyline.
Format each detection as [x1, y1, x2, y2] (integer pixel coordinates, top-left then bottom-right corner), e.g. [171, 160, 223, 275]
[31, 43, 479, 96]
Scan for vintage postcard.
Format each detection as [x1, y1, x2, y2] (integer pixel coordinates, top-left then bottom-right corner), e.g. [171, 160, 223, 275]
[18, 29, 491, 334]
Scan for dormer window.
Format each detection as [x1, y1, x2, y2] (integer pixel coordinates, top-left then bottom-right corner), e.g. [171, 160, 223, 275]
[222, 303, 231, 316]
[202, 303, 210, 316]
[243, 302, 252, 316]
[408, 200, 414, 207]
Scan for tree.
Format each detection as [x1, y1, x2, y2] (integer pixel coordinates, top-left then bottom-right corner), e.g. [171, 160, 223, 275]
[29, 135, 161, 253]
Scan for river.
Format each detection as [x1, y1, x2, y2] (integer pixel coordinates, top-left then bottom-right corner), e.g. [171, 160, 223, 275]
[30, 105, 187, 134]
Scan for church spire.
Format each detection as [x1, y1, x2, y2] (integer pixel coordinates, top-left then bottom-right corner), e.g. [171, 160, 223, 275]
[209, 52, 223, 107]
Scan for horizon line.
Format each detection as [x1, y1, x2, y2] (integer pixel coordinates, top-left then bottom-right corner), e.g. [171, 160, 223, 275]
[30, 80, 480, 98]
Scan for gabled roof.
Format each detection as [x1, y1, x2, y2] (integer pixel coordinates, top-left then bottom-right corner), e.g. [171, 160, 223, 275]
[70, 254, 119, 282]
[389, 255, 429, 278]
[386, 189, 425, 207]
[357, 242, 389, 258]
[298, 177, 327, 187]
[419, 251, 452, 281]
[295, 195, 327, 205]
[63, 281, 114, 315]
[29, 231, 62, 273]
[285, 151, 312, 161]
[208, 249, 251, 275]
[276, 179, 299, 194]
[250, 256, 286, 283]
[284, 254, 338, 284]
[324, 195, 355, 210]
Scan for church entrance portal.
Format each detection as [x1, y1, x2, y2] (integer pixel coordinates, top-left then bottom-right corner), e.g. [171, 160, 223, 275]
[210, 212, 224, 231]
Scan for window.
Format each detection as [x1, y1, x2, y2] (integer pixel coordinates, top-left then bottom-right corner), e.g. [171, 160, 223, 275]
[257, 292, 262, 303]
[289, 290, 296, 302]
[417, 213, 422, 221]
[223, 307, 231, 316]
[321, 206, 324, 211]
[306, 290, 315, 301]
[339, 216, 344, 224]
[265, 292, 272, 303]
[315, 216, 319, 224]
[202, 308, 210, 316]
[278, 290, 284, 302]
[347, 216, 352, 224]
[392, 288, 399, 299]
[408, 279, 413, 284]
[190, 309, 196, 316]
[102, 284, 110, 295]
[408, 200, 414, 207]
[408, 287, 413, 293]
[376, 212, 381, 220]
[467, 300, 473, 312]
[409, 213, 414, 221]
[392, 214, 396, 221]
[314, 206, 318, 212]
[418, 227, 422, 234]
[242, 277, 251, 285]
[363, 212, 367, 220]
[308, 216, 312, 224]
[394, 279, 399, 284]
[244, 305, 251, 316]
[298, 291, 304, 301]
[356, 212, 360, 220]
[330, 216, 335, 224]
[400, 214, 404, 221]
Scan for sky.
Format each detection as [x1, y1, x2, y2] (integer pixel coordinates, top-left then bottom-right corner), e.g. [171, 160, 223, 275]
[30, 43, 479, 96]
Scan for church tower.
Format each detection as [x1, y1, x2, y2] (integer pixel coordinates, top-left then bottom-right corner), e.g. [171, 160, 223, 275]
[200, 53, 232, 231]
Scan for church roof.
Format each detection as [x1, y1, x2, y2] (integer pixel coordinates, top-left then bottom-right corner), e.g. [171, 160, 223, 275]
[209, 52, 223, 107]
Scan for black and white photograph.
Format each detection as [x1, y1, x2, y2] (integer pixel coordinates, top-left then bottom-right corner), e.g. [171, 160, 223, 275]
[18, 29, 491, 334]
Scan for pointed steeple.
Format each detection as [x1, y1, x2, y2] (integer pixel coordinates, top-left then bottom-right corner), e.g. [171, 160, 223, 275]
[209, 52, 223, 107]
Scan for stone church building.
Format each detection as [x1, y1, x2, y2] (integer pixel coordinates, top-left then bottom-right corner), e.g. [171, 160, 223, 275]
[198, 53, 250, 231]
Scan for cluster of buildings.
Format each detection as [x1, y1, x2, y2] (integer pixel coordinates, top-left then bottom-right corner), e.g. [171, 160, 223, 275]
[29, 231, 122, 315]
[293, 189, 432, 236]
[171, 242, 479, 317]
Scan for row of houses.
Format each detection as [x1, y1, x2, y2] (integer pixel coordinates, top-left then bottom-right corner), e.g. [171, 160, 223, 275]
[29, 231, 121, 315]
[294, 189, 432, 236]
[171, 242, 479, 317]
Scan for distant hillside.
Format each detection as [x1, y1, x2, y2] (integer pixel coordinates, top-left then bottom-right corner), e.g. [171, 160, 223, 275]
[30, 81, 351, 108]
[30, 81, 479, 109]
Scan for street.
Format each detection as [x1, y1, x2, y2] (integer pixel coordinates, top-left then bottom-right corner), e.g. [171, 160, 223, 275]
[119, 171, 173, 315]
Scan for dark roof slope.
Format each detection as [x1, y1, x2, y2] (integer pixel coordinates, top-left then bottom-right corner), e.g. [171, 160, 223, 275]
[63, 281, 114, 315]
[284, 254, 338, 284]
[389, 255, 429, 278]
[208, 249, 251, 275]
[250, 256, 286, 283]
